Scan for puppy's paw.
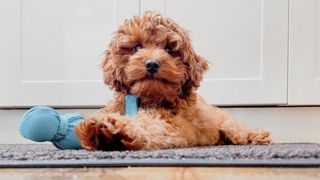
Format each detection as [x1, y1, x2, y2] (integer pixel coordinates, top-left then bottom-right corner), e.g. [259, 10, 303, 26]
[248, 129, 273, 145]
[75, 114, 127, 151]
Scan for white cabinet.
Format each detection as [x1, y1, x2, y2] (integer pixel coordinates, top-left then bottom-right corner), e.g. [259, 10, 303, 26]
[4, 0, 319, 107]
[0, 0, 139, 107]
[288, 0, 320, 105]
[141, 0, 288, 105]
[0, 0, 21, 105]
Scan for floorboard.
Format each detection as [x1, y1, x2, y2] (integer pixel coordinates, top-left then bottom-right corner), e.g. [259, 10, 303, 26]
[0, 167, 319, 180]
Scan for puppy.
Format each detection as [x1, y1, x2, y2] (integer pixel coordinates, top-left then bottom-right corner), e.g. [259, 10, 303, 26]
[75, 11, 272, 151]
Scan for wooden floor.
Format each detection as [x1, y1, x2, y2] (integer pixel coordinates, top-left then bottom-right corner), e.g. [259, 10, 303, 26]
[0, 167, 319, 180]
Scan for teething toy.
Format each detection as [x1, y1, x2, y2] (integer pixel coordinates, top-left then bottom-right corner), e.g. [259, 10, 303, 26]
[19, 95, 139, 150]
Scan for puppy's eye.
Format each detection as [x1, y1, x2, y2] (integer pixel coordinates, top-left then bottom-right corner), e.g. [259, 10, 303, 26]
[134, 44, 142, 52]
[165, 46, 173, 54]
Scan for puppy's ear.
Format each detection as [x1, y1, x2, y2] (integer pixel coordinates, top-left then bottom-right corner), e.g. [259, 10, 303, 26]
[101, 50, 114, 87]
[102, 50, 127, 92]
[189, 54, 209, 88]
[182, 43, 209, 89]
[101, 50, 110, 68]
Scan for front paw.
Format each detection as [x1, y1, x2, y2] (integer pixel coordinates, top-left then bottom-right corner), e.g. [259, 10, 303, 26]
[248, 129, 273, 145]
[75, 114, 127, 151]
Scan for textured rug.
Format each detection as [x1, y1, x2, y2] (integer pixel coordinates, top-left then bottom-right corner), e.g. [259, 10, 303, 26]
[0, 143, 319, 167]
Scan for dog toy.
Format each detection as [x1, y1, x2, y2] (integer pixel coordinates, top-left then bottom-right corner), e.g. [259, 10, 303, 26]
[19, 95, 138, 150]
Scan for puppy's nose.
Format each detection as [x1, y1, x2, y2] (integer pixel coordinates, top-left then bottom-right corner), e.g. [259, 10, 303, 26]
[145, 59, 160, 74]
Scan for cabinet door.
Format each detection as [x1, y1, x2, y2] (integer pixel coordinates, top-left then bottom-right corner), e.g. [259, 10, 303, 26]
[0, 0, 139, 107]
[0, 0, 21, 104]
[141, 0, 288, 105]
[288, 0, 320, 105]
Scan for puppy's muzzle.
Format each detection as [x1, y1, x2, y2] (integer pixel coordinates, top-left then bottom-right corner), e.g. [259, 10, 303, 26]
[145, 59, 160, 74]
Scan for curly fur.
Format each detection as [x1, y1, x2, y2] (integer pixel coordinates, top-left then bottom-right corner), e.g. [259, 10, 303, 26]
[75, 11, 272, 151]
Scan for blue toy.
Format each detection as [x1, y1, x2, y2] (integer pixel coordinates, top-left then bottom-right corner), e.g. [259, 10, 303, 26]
[19, 95, 138, 150]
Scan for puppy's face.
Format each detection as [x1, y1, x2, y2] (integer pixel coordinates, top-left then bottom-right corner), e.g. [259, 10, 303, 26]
[103, 12, 208, 104]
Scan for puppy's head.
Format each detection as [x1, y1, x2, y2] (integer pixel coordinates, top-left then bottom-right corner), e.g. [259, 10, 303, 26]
[102, 11, 208, 105]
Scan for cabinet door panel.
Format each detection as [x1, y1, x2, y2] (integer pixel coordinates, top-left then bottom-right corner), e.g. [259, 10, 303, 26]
[288, 0, 320, 105]
[0, 0, 139, 107]
[141, 0, 288, 105]
[0, 0, 20, 106]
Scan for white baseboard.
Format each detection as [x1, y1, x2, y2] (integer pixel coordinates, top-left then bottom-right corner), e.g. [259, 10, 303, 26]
[0, 107, 319, 144]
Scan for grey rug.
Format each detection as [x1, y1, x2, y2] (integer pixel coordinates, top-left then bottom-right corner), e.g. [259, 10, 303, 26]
[0, 143, 319, 167]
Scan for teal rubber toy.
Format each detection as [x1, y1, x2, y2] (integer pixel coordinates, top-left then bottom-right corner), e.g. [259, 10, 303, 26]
[19, 95, 139, 150]
[125, 94, 138, 117]
[19, 106, 84, 149]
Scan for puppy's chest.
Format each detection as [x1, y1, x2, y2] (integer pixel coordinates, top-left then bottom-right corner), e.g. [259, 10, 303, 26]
[138, 106, 178, 118]
[120, 95, 191, 119]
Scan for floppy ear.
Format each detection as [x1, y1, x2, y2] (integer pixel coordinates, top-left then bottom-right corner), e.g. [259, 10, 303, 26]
[182, 43, 209, 89]
[175, 27, 209, 90]
[189, 54, 209, 88]
[102, 50, 127, 92]
[101, 50, 115, 88]
[180, 46, 209, 98]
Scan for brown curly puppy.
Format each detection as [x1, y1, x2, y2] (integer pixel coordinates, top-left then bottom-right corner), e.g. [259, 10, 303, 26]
[75, 11, 272, 151]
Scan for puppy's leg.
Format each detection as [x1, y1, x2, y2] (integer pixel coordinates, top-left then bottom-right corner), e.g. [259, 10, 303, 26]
[75, 110, 188, 151]
[218, 111, 272, 145]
